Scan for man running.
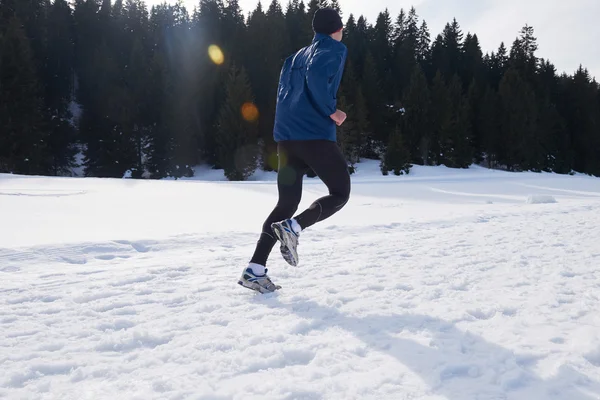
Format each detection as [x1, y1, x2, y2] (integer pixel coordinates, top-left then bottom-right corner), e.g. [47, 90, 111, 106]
[239, 8, 350, 294]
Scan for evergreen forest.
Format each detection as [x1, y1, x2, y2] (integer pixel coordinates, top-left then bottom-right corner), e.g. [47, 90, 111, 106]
[1, 0, 599, 179]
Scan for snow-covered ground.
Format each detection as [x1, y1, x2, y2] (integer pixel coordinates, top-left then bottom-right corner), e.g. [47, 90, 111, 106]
[2, 160, 600, 400]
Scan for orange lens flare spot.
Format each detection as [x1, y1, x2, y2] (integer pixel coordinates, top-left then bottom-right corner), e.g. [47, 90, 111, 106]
[241, 102, 259, 122]
[208, 45, 224, 65]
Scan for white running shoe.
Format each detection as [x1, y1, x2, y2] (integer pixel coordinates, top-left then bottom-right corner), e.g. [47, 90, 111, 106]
[271, 219, 300, 267]
[238, 267, 281, 294]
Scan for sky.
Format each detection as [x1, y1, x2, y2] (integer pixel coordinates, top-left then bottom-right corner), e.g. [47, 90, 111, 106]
[150, 0, 600, 80]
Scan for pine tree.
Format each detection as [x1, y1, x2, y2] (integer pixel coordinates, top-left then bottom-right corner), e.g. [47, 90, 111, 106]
[440, 75, 473, 168]
[536, 59, 570, 173]
[429, 71, 450, 165]
[307, 0, 328, 20]
[245, 1, 289, 170]
[498, 67, 539, 171]
[215, 64, 259, 181]
[353, 87, 370, 157]
[74, 0, 127, 177]
[193, 0, 226, 167]
[45, 0, 78, 176]
[126, 37, 151, 178]
[0, 15, 50, 175]
[402, 63, 431, 164]
[486, 42, 509, 90]
[373, 9, 394, 102]
[392, 7, 419, 98]
[461, 33, 484, 89]
[335, 93, 358, 172]
[1, 0, 48, 77]
[100, 0, 154, 178]
[479, 85, 502, 168]
[352, 15, 370, 78]
[435, 18, 463, 81]
[263, 0, 291, 150]
[145, 44, 173, 178]
[509, 25, 538, 84]
[427, 34, 444, 82]
[381, 125, 411, 175]
[145, 3, 195, 179]
[222, 0, 245, 65]
[538, 92, 569, 173]
[337, 60, 364, 168]
[467, 79, 484, 162]
[45, 0, 74, 104]
[416, 20, 430, 65]
[361, 51, 387, 153]
[329, 0, 341, 14]
[285, 0, 312, 51]
[80, 40, 137, 178]
[562, 66, 600, 176]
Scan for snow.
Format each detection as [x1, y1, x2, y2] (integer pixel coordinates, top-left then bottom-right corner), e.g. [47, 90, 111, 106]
[1, 159, 600, 400]
[527, 194, 558, 204]
[68, 100, 82, 128]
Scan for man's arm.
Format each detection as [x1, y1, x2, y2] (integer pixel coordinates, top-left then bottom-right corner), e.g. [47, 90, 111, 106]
[305, 47, 346, 119]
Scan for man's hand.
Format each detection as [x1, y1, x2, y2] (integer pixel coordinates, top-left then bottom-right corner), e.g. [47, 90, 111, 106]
[330, 109, 347, 126]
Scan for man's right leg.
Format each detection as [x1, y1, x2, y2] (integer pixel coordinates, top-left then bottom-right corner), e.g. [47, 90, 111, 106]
[240, 142, 307, 292]
[270, 140, 351, 267]
[248, 142, 307, 269]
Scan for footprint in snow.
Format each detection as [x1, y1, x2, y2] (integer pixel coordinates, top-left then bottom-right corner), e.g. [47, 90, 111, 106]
[93, 302, 134, 313]
[110, 275, 155, 287]
[96, 319, 136, 332]
[130, 242, 151, 253]
[61, 256, 87, 265]
[112, 240, 154, 253]
[73, 291, 119, 304]
[467, 308, 497, 320]
[440, 364, 481, 380]
[501, 308, 518, 317]
[239, 349, 316, 375]
[560, 270, 578, 278]
[6, 363, 78, 388]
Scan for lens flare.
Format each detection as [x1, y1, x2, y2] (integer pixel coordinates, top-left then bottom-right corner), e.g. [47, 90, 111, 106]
[208, 45, 224, 65]
[267, 150, 282, 171]
[241, 102, 259, 122]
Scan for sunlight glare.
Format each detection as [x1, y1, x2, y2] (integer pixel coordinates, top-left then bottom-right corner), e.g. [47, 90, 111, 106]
[208, 45, 224, 65]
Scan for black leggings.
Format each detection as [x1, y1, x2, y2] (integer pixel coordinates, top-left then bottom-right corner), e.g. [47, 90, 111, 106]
[250, 140, 351, 266]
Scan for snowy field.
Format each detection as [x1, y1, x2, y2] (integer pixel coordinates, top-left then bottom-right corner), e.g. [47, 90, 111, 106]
[1, 160, 600, 400]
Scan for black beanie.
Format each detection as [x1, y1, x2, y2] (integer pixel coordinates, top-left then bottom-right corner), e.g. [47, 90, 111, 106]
[312, 8, 343, 35]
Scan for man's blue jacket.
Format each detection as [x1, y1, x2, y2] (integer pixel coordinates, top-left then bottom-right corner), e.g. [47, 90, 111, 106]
[273, 33, 347, 143]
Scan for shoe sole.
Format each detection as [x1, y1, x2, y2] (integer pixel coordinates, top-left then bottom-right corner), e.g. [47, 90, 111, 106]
[271, 223, 298, 267]
[238, 279, 281, 294]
